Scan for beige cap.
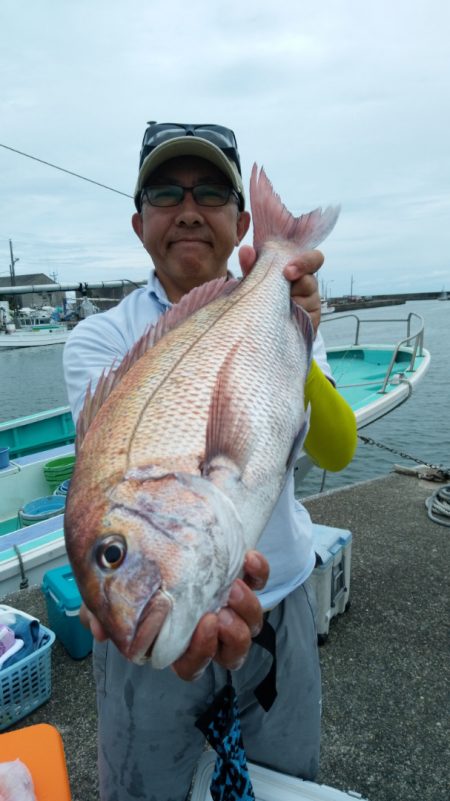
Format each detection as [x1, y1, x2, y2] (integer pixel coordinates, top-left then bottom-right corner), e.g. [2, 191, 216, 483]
[134, 136, 245, 210]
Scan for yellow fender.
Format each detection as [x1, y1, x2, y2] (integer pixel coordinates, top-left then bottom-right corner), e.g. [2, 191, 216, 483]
[303, 359, 357, 472]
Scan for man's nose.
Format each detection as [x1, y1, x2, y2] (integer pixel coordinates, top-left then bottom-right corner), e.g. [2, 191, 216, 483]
[174, 191, 205, 225]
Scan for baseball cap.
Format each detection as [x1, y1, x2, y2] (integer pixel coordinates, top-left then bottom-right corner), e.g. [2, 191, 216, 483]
[134, 122, 245, 211]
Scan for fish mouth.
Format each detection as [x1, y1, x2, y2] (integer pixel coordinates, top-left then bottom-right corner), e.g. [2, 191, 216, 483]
[126, 590, 172, 664]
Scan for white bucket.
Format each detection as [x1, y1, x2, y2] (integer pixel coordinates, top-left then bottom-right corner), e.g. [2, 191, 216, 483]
[190, 751, 368, 801]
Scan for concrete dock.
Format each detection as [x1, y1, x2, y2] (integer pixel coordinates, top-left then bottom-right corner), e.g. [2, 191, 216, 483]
[1, 472, 448, 801]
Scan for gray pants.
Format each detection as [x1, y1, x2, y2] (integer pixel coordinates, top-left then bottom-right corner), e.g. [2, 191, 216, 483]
[93, 580, 321, 801]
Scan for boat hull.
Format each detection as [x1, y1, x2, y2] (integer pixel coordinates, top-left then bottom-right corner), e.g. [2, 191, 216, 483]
[0, 444, 73, 595]
[327, 344, 431, 429]
[0, 329, 68, 348]
[0, 515, 66, 596]
[0, 407, 75, 460]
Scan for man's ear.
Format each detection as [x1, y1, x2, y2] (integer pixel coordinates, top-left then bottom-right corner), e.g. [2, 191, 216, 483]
[236, 210, 251, 245]
[131, 212, 144, 242]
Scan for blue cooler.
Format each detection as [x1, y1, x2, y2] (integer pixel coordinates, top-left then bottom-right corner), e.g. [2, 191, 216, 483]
[41, 565, 93, 659]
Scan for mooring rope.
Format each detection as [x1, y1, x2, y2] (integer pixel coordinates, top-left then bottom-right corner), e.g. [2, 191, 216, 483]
[425, 484, 450, 527]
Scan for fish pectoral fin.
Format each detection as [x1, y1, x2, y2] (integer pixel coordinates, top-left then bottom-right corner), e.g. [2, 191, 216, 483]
[203, 343, 252, 476]
[286, 418, 308, 475]
[291, 301, 314, 364]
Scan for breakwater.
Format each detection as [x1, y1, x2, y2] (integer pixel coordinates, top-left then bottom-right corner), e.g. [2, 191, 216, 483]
[330, 290, 448, 313]
[332, 298, 404, 312]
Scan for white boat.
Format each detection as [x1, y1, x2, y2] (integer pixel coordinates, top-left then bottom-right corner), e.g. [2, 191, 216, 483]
[0, 312, 430, 596]
[438, 289, 448, 301]
[0, 323, 69, 348]
[0, 301, 69, 348]
[321, 299, 335, 314]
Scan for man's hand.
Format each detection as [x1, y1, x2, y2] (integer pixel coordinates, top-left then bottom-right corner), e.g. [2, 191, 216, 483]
[79, 550, 269, 682]
[172, 550, 269, 680]
[239, 245, 324, 334]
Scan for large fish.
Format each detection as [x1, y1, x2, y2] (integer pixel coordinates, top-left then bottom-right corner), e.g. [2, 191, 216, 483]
[64, 165, 339, 669]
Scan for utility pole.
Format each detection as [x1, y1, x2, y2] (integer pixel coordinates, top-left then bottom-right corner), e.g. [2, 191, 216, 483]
[9, 239, 21, 310]
[9, 240, 19, 285]
[350, 274, 354, 299]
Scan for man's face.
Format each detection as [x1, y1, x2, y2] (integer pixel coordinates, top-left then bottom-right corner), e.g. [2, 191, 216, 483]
[132, 156, 250, 303]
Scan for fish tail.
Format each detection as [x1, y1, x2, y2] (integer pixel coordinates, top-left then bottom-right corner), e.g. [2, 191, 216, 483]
[250, 164, 340, 255]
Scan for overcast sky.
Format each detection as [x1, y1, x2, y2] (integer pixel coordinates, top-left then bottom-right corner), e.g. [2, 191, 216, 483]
[1, 0, 449, 297]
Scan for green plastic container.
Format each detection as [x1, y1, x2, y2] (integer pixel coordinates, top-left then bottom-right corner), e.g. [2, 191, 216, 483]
[43, 455, 75, 491]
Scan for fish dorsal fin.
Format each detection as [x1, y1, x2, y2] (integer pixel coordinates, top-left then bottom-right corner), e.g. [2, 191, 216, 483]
[250, 164, 340, 255]
[168, 275, 240, 322]
[76, 275, 240, 447]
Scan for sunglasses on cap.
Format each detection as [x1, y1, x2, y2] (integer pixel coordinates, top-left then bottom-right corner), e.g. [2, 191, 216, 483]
[139, 122, 242, 176]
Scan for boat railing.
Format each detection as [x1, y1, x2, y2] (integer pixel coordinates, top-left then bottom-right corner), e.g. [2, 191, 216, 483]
[321, 312, 426, 394]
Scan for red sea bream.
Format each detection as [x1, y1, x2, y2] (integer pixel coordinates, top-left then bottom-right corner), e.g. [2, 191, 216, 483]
[64, 165, 339, 669]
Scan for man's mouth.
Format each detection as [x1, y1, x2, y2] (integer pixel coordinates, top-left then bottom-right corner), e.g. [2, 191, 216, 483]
[171, 238, 210, 246]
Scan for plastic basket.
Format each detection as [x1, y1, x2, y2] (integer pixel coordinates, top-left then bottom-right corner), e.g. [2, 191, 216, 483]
[0, 605, 55, 732]
[53, 479, 71, 497]
[43, 455, 75, 491]
[18, 495, 66, 526]
[0, 446, 10, 469]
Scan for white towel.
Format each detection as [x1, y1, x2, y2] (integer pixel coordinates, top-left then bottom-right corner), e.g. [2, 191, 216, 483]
[0, 759, 37, 801]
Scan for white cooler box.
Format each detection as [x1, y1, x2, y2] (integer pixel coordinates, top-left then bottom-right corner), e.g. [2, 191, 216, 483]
[310, 525, 352, 644]
[191, 750, 368, 800]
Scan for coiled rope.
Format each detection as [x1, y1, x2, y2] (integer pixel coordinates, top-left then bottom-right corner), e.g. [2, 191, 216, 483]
[425, 484, 450, 527]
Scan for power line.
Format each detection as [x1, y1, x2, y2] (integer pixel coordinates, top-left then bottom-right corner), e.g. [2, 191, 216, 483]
[0, 143, 133, 200]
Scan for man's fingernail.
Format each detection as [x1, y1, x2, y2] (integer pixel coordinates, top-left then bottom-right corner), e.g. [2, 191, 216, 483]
[218, 609, 234, 627]
[204, 617, 217, 638]
[229, 656, 247, 671]
[192, 658, 212, 681]
[229, 583, 244, 603]
[248, 552, 262, 570]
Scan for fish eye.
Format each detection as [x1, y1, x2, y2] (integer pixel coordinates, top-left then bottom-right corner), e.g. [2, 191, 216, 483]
[96, 535, 127, 571]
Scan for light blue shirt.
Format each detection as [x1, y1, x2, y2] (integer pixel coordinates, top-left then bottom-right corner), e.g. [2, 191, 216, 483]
[63, 271, 331, 609]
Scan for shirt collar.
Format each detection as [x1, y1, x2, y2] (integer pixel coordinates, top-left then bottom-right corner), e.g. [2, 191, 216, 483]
[146, 270, 172, 310]
[146, 267, 239, 310]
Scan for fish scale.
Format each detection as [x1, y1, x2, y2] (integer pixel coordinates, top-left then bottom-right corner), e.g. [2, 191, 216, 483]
[127, 251, 298, 475]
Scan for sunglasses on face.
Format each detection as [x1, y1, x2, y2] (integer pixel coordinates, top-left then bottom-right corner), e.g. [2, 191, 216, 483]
[139, 122, 242, 175]
[140, 183, 239, 208]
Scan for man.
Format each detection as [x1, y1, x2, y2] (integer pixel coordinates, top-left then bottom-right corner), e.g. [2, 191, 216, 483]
[63, 122, 350, 801]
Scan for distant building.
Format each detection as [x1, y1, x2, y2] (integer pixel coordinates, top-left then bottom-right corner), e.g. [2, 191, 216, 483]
[0, 273, 65, 309]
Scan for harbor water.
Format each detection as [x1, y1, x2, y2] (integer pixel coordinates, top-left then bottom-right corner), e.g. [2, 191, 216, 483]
[0, 299, 448, 496]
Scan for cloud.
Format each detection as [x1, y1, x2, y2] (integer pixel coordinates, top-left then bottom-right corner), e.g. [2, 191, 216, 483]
[0, 0, 449, 294]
